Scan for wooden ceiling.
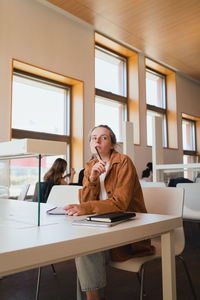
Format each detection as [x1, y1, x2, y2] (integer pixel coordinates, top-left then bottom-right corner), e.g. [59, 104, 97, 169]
[47, 0, 200, 83]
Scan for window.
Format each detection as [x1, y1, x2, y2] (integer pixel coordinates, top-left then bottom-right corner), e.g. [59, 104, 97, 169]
[146, 110, 167, 147]
[0, 161, 9, 198]
[182, 118, 198, 179]
[182, 118, 196, 152]
[95, 45, 127, 141]
[146, 68, 167, 147]
[182, 118, 197, 163]
[12, 70, 70, 138]
[95, 45, 127, 96]
[95, 96, 125, 141]
[9, 69, 71, 198]
[181, 114, 200, 180]
[183, 155, 198, 164]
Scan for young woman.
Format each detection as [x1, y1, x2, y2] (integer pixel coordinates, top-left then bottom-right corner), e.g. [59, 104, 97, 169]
[33, 158, 75, 203]
[64, 125, 154, 300]
[44, 158, 75, 185]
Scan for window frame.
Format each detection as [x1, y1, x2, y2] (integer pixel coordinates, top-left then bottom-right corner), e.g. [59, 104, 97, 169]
[10, 68, 73, 197]
[182, 117, 197, 156]
[95, 43, 128, 140]
[12, 68, 72, 145]
[146, 67, 168, 147]
[95, 43, 128, 98]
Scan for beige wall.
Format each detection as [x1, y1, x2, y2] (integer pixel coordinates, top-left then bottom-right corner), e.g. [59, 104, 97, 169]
[0, 0, 200, 177]
[0, 0, 94, 164]
[177, 75, 200, 116]
[176, 75, 200, 160]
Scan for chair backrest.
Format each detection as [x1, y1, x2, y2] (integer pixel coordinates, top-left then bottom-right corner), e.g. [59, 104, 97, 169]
[33, 182, 54, 203]
[139, 180, 166, 187]
[142, 186, 185, 254]
[176, 182, 200, 221]
[142, 186, 184, 216]
[18, 184, 30, 201]
[47, 185, 81, 206]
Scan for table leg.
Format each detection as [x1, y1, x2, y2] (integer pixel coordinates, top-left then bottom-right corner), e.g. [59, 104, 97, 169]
[161, 230, 177, 300]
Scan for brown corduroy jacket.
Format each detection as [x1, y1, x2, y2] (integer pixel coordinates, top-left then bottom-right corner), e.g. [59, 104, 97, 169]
[79, 150, 155, 261]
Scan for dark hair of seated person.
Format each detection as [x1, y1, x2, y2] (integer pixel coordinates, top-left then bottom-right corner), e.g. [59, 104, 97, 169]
[142, 168, 151, 178]
[146, 162, 152, 172]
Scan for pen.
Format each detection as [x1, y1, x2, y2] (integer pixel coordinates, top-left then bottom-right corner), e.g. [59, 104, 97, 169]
[95, 146, 102, 160]
[47, 206, 57, 212]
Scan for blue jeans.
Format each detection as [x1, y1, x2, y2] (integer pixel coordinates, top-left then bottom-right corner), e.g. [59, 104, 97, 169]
[75, 251, 110, 300]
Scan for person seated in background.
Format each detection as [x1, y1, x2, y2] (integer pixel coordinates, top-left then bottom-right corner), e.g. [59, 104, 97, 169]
[44, 158, 75, 185]
[140, 162, 153, 182]
[77, 168, 85, 185]
[33, 158, 75, 203]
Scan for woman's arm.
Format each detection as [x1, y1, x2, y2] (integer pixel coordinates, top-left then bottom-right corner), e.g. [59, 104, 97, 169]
[79, 155, 144, 215]
[78, 161, 101, 203]
[60, 178, 68, 185]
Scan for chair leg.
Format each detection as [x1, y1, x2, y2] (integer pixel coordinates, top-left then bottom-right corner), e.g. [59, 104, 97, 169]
[177, 255, 198, 300]
[136, 272, 141, 285]
[137, 265, 146, 299]
[139, 265, 145, 300]
[51, 264, 56, 276]
[35, 267, 41, 300]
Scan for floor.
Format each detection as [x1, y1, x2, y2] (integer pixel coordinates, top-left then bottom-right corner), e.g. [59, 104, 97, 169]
[0, 222, 199, 300]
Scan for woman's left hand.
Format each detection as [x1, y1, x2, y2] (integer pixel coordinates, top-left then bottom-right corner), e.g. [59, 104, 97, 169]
[63, 204, 84, 216]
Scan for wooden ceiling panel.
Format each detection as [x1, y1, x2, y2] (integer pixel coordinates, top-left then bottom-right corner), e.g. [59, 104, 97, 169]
[48, 0, 97, 23]
[47, 0, 200, 82]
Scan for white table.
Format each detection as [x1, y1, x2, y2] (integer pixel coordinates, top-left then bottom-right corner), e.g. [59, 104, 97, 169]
[0, 199, 181, 300]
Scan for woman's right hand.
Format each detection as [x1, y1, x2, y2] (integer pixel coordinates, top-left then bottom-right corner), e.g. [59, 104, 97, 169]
[89, 160, 106, 182]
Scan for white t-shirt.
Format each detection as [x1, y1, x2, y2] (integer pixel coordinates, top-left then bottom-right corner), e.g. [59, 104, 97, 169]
[99, 162, 110, 200]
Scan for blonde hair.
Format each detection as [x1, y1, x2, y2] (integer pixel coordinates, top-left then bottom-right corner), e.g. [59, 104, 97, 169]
[89, 125, 117, 146]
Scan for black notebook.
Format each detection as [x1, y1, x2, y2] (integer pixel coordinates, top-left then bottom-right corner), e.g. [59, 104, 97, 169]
[86, 212, 136, 223]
